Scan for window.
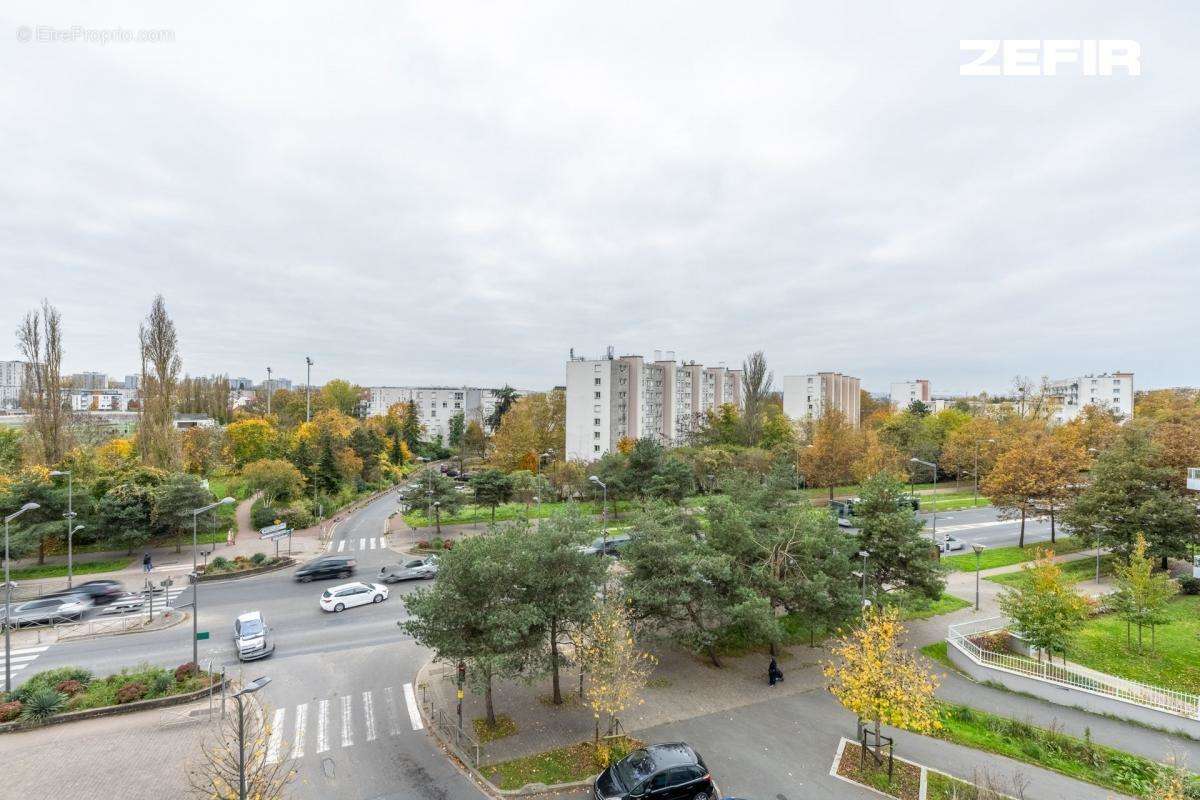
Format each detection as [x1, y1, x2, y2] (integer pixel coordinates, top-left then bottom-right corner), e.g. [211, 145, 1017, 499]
[594, 418, 601, 425]
[594, 432, 601, 439]
[594, 378, 602, 386]
[593, 445, 600, 452]
[594, 391, 601, 399]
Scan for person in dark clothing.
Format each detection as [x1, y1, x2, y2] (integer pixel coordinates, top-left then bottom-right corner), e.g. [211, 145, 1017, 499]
[768, 658, 784, 686]
[143, 552, 153, 573]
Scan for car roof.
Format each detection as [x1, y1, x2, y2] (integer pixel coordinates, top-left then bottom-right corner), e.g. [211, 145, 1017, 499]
[327, 582, 368, 592]
[643, 742, 698, 768]
[237, 611, 263, 623]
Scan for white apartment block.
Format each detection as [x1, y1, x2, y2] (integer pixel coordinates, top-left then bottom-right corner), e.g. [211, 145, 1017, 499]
[1, 360, 24, 410]
[365, 386, 524, 444]
[783, 372, 862, 428]
[890, 379, 931, 410]
[565, 350, 743, 460]
[1048, 372, 1134, 423]
[62, 388, 136, 412]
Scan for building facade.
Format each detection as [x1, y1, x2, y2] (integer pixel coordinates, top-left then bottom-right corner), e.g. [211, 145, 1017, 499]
[71, 372, 108, 391]
[0, 360, 23, 410]
[565, 350, 743, 460]
[364, 386, 524, 444]
[890, 379, 932, 410]
[783, 372, 862, 428]
[1048, 372, 1134, 423]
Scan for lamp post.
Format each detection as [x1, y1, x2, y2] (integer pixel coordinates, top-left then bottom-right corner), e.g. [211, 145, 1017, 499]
[589, 475, 608, 598]
[305, 357, 313, 422]
[972, 543, 986, 611]
[857, 550, 870, 612]
[190, 497, 235, 666]
[265, 366, 272, 416]
[49, 470, 76, 587]
[911, 457, 940, 549]
[5, 502, 40, 694]
[232, 676, 272, 800]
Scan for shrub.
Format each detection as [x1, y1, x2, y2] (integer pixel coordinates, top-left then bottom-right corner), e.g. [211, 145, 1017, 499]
[54, 680, 85, 697]
[431, 538, 443, 550]
[148, 672, 174, 697]
[0, 700, 21, 722]
[174, 662, 200, 682]
[20, 666, 92, 697]
[417, 539, 430, 549]
[116, 682, 147, 704]
[442, 539, 454, 550]
[20, 687, 66, 721]
[209, 556, 229, 571]
[250, 552, 267, 565]
[1179, 576, 1200, 596]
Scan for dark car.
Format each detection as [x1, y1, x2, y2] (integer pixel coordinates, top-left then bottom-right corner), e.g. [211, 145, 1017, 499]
[581, 533, 632, 558]
[294, 556, 357, 582]
[594, 743, 716, 800]
[49, 579, 124, 605]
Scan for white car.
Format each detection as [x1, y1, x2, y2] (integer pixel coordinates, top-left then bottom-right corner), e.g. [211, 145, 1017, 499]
[938, 536, 965, 553]
[319, 581, 389, 613]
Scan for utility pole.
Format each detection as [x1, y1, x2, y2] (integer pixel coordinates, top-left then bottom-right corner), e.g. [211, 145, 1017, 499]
[266, 366, 272, 415]
[50, 470, 75, 586]
[305, 357, 313, 422]
[5, 503, 40, 694]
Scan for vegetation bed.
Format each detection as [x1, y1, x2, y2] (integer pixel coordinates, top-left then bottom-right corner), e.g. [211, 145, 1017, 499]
[484, 736, 643, 790]
[835, 741, 923, 800]
[942, 538, 1088, 572]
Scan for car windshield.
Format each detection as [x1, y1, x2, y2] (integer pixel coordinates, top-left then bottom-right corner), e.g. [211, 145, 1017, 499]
[614, 749, 657, 791]
[240, 618, 264, 636]
[322, 590, 332, 598]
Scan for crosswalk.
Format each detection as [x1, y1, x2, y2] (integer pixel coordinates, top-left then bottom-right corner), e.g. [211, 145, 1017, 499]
[0, 644, 52, 676]
[264, 682, 422, 764]
[329, 535, 390, 554]
[98, 585, 189, 615]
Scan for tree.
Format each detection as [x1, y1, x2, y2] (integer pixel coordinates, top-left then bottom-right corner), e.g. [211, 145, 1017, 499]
[462, 419, 487, 461]
[855, 473, 945, 600]
[646, 456, 695, 503]
[470, 468, 514, 521]
[96, 482, 156, 554]
[181, 426, 223, 475]
[186, 698, 294, 799]
[982, 434, 1048, 548]
[546, 459, 587, 501]
[997, 549, 1091, 664]
[576, 598, 657, 738]
[739, 351, 773, 446]
[0, 428, 21, 475]
[1109, 533, 1179, 653]
[178, 374, 232, 424]
[313, 438, 341, 495]
[486, 386, 519, 430]
[798, 410, 863, 501]
[243, 459, 305, 508]
[516, 508, 607, 704]
[319, 379, 363, 418]
[758, 402, 796, 450]
[940, 416, 1002, 485]
[348, 425, 385, 483]
[224, 418, 279, 467]
[137, 295, 183, 470]
[1030, 426, 1086, 543]
[448, 411, 466, 449]
[852, 429, 907, 484]
[402, 467, 463, 532]
[509, 469, 549, 511]
[397, 400, 423, 450]
[153, 473, 215, 553]
[1147, 762, 1191, 800]
[692, 403, 741, 447]
[824, 605, 941, 758]
[16, 300, 68, 464]
[0, 466, 63, 563]
[488, 390, 564, 472]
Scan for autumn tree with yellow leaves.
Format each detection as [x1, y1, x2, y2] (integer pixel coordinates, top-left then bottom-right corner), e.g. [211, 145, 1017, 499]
[187, 698, 294, 800]
[577, 598, 657, 741]
[824, 606, 940, 758]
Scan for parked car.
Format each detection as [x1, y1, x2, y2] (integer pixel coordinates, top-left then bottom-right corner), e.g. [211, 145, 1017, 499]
[233, 610, 274, 661]
[0, 594, 92, 627]
[320, 582, 389, 612]
[580, 533, 632, 557]
[49, 579, 124, 605]
[295, 556, 357, 582]
[594, 742, 716, 800]
[379, 556, 438, 583]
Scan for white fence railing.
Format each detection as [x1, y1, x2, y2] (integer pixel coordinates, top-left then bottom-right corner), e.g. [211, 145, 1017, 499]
[947, 618, 1200, 720]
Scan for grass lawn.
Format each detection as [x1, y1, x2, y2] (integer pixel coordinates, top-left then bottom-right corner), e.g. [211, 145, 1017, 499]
[985, 554, 1115, 588]
[1069, 596, 1200, 696]
[886, 591, 971, 620]
[402, 499, 633, 528]
[7, 558, 132, 581]
[485, 736, 642, 790]
[942, 537, 1089, 573]
[920, 492, 993, 512]
[920, 641, 953, 669]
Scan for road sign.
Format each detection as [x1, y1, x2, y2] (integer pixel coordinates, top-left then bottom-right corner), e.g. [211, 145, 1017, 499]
[196, 631, 210, 641]
[261, 528, 292, 541]
[260, 522, 288, 536]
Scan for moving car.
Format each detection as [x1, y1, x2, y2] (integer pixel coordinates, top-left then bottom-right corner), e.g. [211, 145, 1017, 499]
[580, 533, 632, 557]
[50, 579, 124, 605]
[294, 555, 357, 582]
[379, 556, 438, 583]
[320, 581, 389, 612]
[594, 742, 716, 800]
[233, 610, 274, 661]
[0, 594, 92, 627]
[938, 536, 965, 553]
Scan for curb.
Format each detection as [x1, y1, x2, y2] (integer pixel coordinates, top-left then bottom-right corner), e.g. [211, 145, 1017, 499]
[197, 557, 295, 582]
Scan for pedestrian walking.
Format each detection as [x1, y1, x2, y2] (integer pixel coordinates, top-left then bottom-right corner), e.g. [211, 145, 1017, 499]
[143, 552, 153, 573]
[767, 658, 784, 686]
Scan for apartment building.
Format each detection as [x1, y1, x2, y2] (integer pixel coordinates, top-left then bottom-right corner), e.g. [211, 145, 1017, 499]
[890, 379, 931, 410]
[565, 350, 743, 460]
[783, 372, 862, 427]
[1, 360, 23, 410]
[364, 386, 524, 444]
[70, 372, 108, 391]
[1047, 372, 1134, 423]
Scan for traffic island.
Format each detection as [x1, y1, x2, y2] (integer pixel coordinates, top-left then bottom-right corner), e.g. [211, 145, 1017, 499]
[196, 555, 294, 581]
[831, 739, 1018, 800]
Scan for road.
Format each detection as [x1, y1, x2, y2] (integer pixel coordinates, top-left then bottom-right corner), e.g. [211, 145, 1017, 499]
[13, 490, 485, 800]
[917, 505, 1059, 549]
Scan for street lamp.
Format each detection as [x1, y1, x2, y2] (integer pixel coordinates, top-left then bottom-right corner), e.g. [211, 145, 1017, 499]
[911, 457, 940, 549]
[305, 356, 313, 422]
[972, 543, 986, 611]
[232, 676, 272, 800]
[589, 475, 609, 597]
[49, 470, 76, 587]
[857, 550, 870, 612]
[4, 502, 40, 693]
[265, 366, 272, 416]
[190, 497, 235, 666]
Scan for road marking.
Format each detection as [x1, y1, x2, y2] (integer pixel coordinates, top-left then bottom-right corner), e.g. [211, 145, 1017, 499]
[369, 537, 376, 550]
[362, 690, 377, 741]
[0, 645, 51, 672]
[340, 694, 353, 747]
[337, 540, 346, 553]
[293, 703, 308, 758]
[403, 682, 423, 731]
[381, 534, 388, 549]
[316, 699, 329, 753]
[383, 685, 402, 736]
[266, 708, 286, 764]
[937, 520, 1016, 533]
[358, 538, 365, 550]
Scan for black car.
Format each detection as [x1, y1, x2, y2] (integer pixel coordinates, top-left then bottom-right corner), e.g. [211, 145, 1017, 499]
[595, 743, 715, 800]
[294, 556, 357, 582]
[581, 533, 632, 558]
[49, 579, 124, 605]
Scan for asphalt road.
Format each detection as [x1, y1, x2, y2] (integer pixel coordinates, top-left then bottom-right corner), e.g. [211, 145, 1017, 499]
[917, 505, 1059, 549]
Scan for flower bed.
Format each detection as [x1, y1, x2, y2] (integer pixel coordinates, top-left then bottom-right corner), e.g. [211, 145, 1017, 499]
[199, 553, 292, 580]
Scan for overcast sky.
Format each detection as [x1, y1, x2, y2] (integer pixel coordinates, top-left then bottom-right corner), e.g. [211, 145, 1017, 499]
[2, 2, 1196, 396]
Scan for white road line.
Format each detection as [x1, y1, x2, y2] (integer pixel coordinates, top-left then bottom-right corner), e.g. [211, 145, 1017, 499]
[383, 685, 401, 736]
[358, 537, 365, 550]
[337, 540, 346, 553]
[293, 703, 308, 758]
[340, 694, 353, 747]
[381, 534, 388, 549]
[2, 653, 45, 663]
[403, 682, 423, 731]
[369, 538, 376, 550]
[362, 690, 377, 741]
[4, 646, 50, 655]
[316, 699, 329, 753]
[266, 708, 286, 764]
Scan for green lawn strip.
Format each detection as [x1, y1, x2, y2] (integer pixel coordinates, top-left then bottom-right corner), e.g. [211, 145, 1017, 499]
[942, 538, 1089, 572]
[1068, 596, 1200, 696]
[925, 769, 1003, 800]
[402, 499, 633, 528]
[932, 702, 1190, 797]
[985, 554, 1116, 588]
[883, 591, 971, 621]
[485, 736, 642, 790]
[7, 558, 132, 581]
[920, 641, 953, 669]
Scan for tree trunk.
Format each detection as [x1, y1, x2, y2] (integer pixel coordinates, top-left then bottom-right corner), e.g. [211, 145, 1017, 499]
[1049, 506, 1056, 544]
[435, 506, 441, 535]
[769, 640, 778, 658]
[491, 504, 496, 522]
[1019, 509, 1026, 548]
[706, 644, 722, 669]
[828, 485, 834, 502]
[38, 535, 45, 565]
[1161, 555, 1169, 572]
[873, 716, 882, 759]
[1137, 623, 1143, 653]
[485, 671, 496, 725]
[550, 618, 562, 705]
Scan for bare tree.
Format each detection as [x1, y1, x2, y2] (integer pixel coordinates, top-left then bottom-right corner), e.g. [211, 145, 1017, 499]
[16, 300, 68, 464]
[740, 350, 773, 446]
[187, 700, 294, 800]
[137, 295, 183, 469]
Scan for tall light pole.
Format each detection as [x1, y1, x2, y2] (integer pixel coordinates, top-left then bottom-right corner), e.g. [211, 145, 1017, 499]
[49, 470, 76, 587]
[190, 497, 235, 667]
[972, 543, 986, 611]
[265, 366, 272, 416]
[911, 457, 940, 549]
[232, 676, 272, 800]
[5, 502, 40, 693]
[589, 475, 609, 598]
[305, 357, 313, 422]
[857, 550, 870, 612]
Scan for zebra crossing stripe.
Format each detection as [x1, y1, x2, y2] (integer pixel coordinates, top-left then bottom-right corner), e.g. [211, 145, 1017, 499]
[362, 690, 377, 741]
[293, 703, 307, 758]
[381, 535, 388, 548]
[337, 540, 346, 553]
[369, 538, 376, 550]
[340, 695, 353, 747]
[358, 538, 365, 550]
[403, 683, 423, 731]
[383, 685, 401, 736]
[316, 699, 329, 753]
[266, 708, 285, 764]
